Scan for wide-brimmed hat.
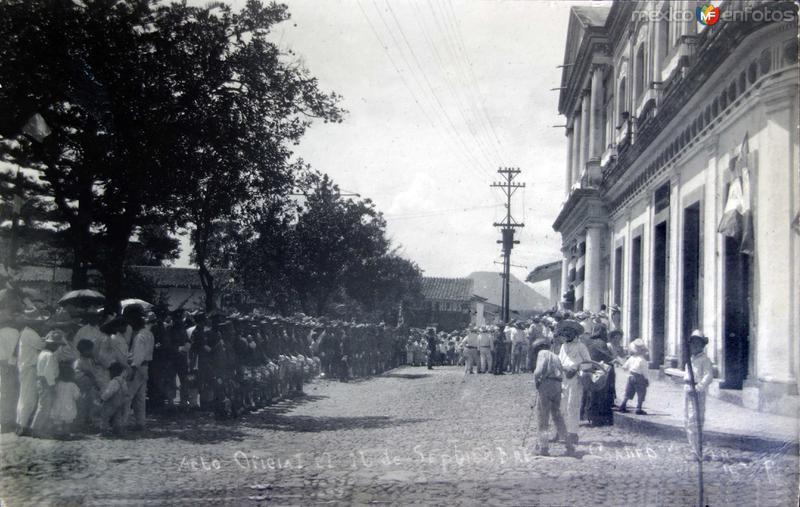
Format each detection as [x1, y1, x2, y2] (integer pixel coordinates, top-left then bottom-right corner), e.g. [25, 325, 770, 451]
[44, 329, 67, 345]
[531, 337, 550, 351]
[555, 319, 584, 338]
[689, 329, 709, 346]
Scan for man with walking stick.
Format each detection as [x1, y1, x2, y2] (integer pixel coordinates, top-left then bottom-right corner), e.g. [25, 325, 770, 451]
[684, 329, 713, 506]
[532, 337, 568, 456]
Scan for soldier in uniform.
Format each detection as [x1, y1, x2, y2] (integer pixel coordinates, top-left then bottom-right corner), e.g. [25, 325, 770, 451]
[492, 325, 506, 375]
[425, 328, 437, 370]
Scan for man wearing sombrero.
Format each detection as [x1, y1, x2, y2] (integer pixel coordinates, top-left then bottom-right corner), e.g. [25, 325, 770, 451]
[684, 329, 714, 457]
[556, 318, 591, 452]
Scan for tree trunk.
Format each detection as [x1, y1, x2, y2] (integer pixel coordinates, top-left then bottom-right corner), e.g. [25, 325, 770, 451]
[70, 255, 88, 289]
[198, 261, 216, 313]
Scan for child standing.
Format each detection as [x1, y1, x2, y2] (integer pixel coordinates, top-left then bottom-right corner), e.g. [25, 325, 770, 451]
[618, 338, 650, 415]
[51, 363, 80, 437]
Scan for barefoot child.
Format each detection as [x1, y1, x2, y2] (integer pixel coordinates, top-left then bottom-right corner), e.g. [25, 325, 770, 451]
[619, 338, 649, 415]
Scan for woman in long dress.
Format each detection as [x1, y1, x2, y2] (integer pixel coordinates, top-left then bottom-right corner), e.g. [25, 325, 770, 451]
[584, 322, 615, 426]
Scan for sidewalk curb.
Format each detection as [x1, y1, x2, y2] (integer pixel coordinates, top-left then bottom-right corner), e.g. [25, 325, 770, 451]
[613, 412, 799, 454]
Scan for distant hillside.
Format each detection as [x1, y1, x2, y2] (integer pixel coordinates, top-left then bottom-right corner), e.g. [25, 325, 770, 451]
[467, 271, 550, 311]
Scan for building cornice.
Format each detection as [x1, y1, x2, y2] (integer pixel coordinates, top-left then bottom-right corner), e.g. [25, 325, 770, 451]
[600, 4, 797, 214]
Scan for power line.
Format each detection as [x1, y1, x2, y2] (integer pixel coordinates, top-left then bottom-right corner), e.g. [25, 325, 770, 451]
[442, 0, 507, 162]
[424, 0, 501, 166]
[356, 0, 490, 185]
[384, 203, 502, 220]
[376, 1, 496, 180]
[409, 2, 497, 170]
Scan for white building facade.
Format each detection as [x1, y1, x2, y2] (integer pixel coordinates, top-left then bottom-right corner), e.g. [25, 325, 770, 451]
[553, 1, 799, 414]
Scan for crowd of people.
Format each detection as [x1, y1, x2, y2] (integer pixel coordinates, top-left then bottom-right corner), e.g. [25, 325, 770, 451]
[401, 307, 654, 456]
[0, 283, 714, 460]
[0, 288, 407, 439]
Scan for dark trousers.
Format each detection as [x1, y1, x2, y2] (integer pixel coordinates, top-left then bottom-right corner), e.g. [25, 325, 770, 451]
[536, 379, 566, 451]
[622, 372, 648, 408]
[0, 364, 19, 432]
[493, 350, 506, 374]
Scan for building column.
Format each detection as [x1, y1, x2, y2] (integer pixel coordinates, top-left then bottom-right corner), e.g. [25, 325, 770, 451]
[564, 127, 574, 197]
[584, 224, 604, 313]
[579, 90, 591, 177]
[652, 16, 664, 85]
[756, 89, 797, 386]
[666, 171, 682, 366]
[572, 111, 582, 187]
[560, 254, 569, 308]
[589, 65, 605, 161]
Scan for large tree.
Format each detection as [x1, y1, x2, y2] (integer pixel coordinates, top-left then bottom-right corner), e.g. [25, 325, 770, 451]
[0, 0, 341, 308]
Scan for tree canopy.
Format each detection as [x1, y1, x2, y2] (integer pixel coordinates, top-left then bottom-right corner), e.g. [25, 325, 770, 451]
[0, 0, 342, 307]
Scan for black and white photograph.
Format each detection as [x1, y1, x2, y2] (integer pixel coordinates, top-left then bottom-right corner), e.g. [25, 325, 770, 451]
[0, 0, 798, 505]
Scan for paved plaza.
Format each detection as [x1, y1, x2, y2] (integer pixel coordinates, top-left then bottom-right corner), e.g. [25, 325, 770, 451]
[1, 366, 797, 506]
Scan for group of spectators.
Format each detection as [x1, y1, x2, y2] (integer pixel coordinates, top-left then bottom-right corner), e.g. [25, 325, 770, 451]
[0, 287, 407, 439]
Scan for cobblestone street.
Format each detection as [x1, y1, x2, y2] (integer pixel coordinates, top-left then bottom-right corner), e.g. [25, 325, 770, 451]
[1, 366, 797, 506]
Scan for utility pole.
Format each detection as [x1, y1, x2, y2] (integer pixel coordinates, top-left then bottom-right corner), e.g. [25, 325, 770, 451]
[491, 167, 524, 323]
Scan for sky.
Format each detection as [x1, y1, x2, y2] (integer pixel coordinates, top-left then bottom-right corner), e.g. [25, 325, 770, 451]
[183, 0, 605, 294]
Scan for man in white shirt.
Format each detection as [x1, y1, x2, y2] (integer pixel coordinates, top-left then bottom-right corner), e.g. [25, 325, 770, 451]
[73, 307, 107, 353]
[461, 327, 479, 374]
[477, 326, 493, 374]
[510, 323, 527, 374]
[0, 304, 21, 433]
[556, 319, 591, 452]
[684, 330, 714, 458]
[127, 309, 155, 430]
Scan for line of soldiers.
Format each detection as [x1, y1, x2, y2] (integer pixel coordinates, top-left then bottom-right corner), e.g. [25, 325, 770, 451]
[0, 287, 406, 436]
[309, 320, 405, 381]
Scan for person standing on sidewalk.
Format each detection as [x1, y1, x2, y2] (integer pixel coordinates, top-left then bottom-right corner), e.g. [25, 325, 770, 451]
[556, 319, 591, 451]
[533, 338, 569, 456]
[684, 330, 713, 457]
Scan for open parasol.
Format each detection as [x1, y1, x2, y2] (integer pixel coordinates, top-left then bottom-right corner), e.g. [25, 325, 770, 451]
[58, 289, 105, 307]
[120, 298, 153, 311]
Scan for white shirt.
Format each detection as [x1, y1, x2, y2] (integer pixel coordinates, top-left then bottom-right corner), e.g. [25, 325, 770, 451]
[18, 327, 44, 371]
[510, 328, 526, 346]
[0, 326, 20, 366]
[622, 355, 648, 376]
[684, 352, 714, 392]
[464, 332, 479, 347]
[558, 340, 591, 372]
[36, 349, 59, 386]
[130, 328, 155, 367]
[477, 332, 492, 348]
